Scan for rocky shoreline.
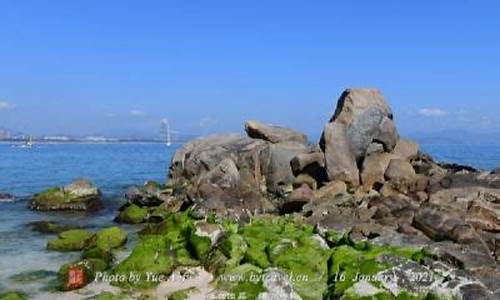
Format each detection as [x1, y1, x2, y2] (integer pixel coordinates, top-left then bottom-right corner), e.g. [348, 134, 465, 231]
[4, 88, 500, 299]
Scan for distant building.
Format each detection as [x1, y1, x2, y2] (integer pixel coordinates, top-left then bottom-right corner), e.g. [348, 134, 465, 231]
[43, 136, 70, 141]
[0, 128, 10, 140]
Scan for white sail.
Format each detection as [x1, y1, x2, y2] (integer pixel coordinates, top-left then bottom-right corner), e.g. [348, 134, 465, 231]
[160, 119, 172, 147]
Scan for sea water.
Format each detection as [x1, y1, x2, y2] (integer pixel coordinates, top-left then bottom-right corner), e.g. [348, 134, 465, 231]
[0, 143, 176, 296]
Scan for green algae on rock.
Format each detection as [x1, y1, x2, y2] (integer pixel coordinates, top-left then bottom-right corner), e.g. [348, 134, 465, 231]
[116, 204, 148, 224]
[94, 226, 127, 250]
[47, 229, 95, 251]
[0, 292, 27, 300]
[29, 179, 102, 211]
[112, 212, 198, 288]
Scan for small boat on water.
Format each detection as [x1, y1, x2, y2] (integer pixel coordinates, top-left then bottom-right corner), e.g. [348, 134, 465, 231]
[160, 119, 175, 147]
[15, 135, 34, 148]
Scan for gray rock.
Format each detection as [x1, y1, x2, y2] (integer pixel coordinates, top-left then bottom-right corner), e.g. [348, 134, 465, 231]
[323, 88, 398, 163]
[29, 179, 101, 211]
[282, 184, 314, 213]
[290, 152, 325, 175]
[413, 206, 480, 244]
[374, 116, 399, 151]
[258, 268, 302, 300]
[376, 261, 439, 297]
[245, 120, 308, 145]
[385, 159, 416, 182]
[322, 122, 360, 186]
[424, 241, 496, 270]
[262, 142, 308, 194]
[361, 152, 396, 189]
[392, 139, 419, 161]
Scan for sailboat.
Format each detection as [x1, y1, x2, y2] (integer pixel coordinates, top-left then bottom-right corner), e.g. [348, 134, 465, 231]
[17, 135, 34, 148]
[160, 119, 172, 147]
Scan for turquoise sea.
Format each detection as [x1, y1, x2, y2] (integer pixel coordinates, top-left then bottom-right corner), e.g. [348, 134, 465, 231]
[0, 142, 498, 297]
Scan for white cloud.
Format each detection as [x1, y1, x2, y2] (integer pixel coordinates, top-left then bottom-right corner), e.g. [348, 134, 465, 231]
[418, 107, 449, 117]
[106, 113, 117, 118]
[0, 101, 15, 110]
[129, 110, 147, 117]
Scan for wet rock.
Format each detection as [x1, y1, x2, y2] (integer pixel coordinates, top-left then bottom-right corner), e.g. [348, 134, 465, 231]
[29, 179, 101, 211]
[439, 163, 479, 174]
[245, 120, 307, 145]
[29, 221, 79, 234]
[125, 181, 166, 207]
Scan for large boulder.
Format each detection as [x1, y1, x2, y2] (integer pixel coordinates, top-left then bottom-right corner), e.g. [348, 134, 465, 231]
[392, 139, 419, 161]
[319, 89, 400, 186]
[245, 120, 307, 144]
[169, 131, 309, 219]
[360, 152, 396, 189]
[322, 122, 360, 186]
[29, 179, 101, 211]
[321, 89, 399, 163]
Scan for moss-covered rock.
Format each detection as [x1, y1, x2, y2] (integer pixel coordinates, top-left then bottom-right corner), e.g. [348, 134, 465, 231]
[82, 246, 114, 265]
[47, 229, 95, 251]
[94, 226, 127, 250]
[112, 212, 198, 288]
[213, 217, 330, 300]
[219, 234, 248, 271]
[218, 264, 265, 300]
[116, 204, 148, 224]
[187, 234, 212, 261]
[58, 259, 102, 291]
[329, 244, 424, 297]
[29, 180, 101, 211]
[112, 235, 177, 288]
[0, 292, 26, 300]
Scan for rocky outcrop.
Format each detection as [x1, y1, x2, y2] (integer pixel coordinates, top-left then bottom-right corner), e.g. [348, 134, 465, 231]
[29, 179, 102, 211]
[245, 120, 307, 145]
[160, 88, 500, 299]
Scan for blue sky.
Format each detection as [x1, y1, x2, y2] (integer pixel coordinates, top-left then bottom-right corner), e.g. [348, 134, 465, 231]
[0, 0, 499, 139]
